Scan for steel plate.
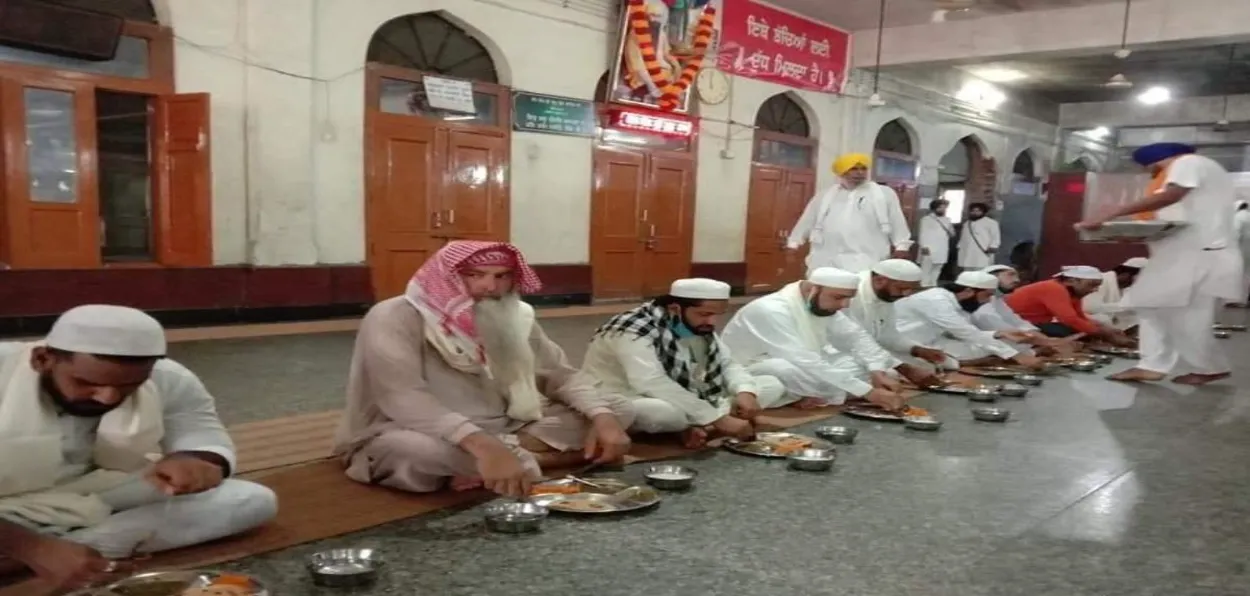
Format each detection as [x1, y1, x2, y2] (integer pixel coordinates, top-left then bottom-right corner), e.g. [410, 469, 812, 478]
[1213, 324, 1247, 332]
[724, 432, 832, 459]
[960, 367, 1020, 379]
[1090, 346, 1141, 358]
[529, 478, 661, 514]
[78, 571, 269, 596]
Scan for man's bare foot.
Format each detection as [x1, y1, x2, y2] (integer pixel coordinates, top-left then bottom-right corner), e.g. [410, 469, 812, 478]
[1172, 372, 1231, 386]
[680, 426, 709, 449]
[450, 476, 484, 491]
[1107, 368, 1167, 383]
[793, 397, 829, 410]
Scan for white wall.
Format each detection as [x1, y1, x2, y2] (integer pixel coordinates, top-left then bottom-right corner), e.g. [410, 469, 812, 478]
[162, 0, 1063, 268]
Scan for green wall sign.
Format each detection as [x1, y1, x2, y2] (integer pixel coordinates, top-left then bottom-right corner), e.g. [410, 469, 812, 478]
[513, 92, 597, 137]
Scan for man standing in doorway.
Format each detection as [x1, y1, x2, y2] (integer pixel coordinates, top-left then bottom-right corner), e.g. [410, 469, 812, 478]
[785, 153, 913, 274]
[957, 202, 1000, 271]
[1077, 142, 1244, 386]
[917, 199, 955, 286]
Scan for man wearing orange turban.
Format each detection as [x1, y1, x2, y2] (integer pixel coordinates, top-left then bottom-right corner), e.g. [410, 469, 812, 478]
[785, 152, 913, 274]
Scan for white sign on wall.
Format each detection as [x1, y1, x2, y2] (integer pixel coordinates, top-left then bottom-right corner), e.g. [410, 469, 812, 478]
[423, 76, 476, 114]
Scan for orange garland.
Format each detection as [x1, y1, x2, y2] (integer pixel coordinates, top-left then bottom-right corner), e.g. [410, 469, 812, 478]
[623, 0, 718, 111]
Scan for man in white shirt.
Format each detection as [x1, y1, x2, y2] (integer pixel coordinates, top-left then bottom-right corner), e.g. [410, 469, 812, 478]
[894, 271, 1046, 370]
[1082, 257, 1148, 331]
[917, 199, 955, 286]
[0, 306, 277, 592]
[1234, 200, 1250, 306]
[785, 153, 913, 274]
[842, 259, 951, 387]
[583, 279, 788, 449]
[721, 267, 909, 412]
[972, 265, 1072, 356]
[957, 203, 1001, 271]
[1079, 143, 1244, 385]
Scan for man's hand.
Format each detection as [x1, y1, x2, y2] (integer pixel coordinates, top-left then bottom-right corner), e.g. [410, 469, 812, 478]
[1075, 209, 1118, 231]
[864, 388, 905, 412]
[145, 454, 225, 496]
[997, 330, 1033, 343]
[1012, 354, 1047, 371]
[897, 364, 941, 388]
[583, 414, 631, 465]
[731, 392, 762, 421]
[19, 535, 129, 592]
[870, 371, 902, 393]
[473, 444, 532, 499]
[1107, 331, 1136, 348]
[910, 346, 948, 364]
[712, 416, 755, 440]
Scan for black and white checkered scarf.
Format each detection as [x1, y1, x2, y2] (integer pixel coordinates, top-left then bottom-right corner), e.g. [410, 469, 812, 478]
[593, 302, 729, 403]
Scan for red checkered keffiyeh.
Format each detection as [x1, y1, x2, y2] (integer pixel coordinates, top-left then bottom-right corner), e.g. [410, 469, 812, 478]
[405, 241, 542, 343]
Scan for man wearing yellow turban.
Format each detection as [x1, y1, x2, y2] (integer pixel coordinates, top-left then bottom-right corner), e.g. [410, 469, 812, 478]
[785, 152, 913, 274]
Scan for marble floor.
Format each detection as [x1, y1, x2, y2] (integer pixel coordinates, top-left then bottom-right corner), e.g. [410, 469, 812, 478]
[171, 308, 1250, 596]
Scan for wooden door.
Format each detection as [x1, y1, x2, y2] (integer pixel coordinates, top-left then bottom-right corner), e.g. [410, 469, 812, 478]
[0, 77, 100, 268]
[779, 170, 814, 283]
[444, 129, 509, 244]
[366, 115, 444, 299]
[153, 93, 212, 266]
[590, 149, 648, 300]
[743, 166, 785, 293]
[642, 154, 695, 297]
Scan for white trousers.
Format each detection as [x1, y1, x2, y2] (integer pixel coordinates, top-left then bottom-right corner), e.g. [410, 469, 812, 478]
[630, 375, 791, 434]
[919, 257, 945, 287]
[743, 358, 867, 406]
[1136, 298, 1229, 375]
[55, 479, 277, 559]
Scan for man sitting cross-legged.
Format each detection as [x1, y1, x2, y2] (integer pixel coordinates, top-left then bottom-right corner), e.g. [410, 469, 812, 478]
[334, 241, 635, 500]
[0, 306, 277, 593]
[582, 279, 790, 449]
[721, 267, 910, 412]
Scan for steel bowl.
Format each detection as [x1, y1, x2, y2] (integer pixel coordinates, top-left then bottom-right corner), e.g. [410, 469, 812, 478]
[903, 415, 942, 431]
[968, 387, 999, 403]
[483, 501, 548, 534]
[1069, 361, 1099, 372]
[786, 448, 836, 472]
[307, 548, 383, 588]
[1015, 374, 1043, 386]
[643, 464, 698, 491]
[971, 407, 1011, 423]
[1214, 330, 1232, 339]
[1089, 354, 1115, 365]
[998, 383, 1029, 398]
[814, 425, 858, 445]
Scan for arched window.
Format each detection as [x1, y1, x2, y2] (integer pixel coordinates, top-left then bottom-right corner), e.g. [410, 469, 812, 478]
[874, 119, 914, 156]
[367, 13, 498, 83]
[755, 94, 811, 138]
[45, 0, 157, 22]
[1012, 150, 1036, 181]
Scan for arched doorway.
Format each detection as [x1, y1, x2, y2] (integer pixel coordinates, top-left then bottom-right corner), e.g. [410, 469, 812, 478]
[742, 93, 817, 292]
[1011, 150, 1036, 182]
[936, 135, 992, 224]
[0, 0, 210, 270]
[589, 71, 699, 301]
[364, 12, 512, 299]
[872, 118, 922, 241]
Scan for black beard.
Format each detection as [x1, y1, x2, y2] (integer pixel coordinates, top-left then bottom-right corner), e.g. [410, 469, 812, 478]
[959, 298, 983, 313]
[807, 297, 839, 317]
[41, 375, 119, 417]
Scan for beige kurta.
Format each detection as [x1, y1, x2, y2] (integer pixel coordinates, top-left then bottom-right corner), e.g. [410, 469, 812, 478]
[333, 297, 635, 493]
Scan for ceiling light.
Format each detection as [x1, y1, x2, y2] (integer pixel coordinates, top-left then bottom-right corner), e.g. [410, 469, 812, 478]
[1104, 74, 1133, 88]
[972, 67, 1027, 83]
[1136, 86, 1171, 105]
[956, 80, 1006, 110]
[1087, 126, 1110, 139]
[1114, 48, 1132, 59]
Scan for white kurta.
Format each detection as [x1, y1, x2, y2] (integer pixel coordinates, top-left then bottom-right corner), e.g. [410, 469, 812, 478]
[721, 284, 879, 404]
[0, 343, 278, 559]
[1120, 154, 1244, 374]
[957, 217, 1001, 270]
[894, 289, 1019, 361]
[787, 182, 913, 274]
[1082, 272, 1138, 330]
[1235, 208, 1250, 295]
[581, 334, 789, 434]
[917, 213, 955, 286]
[843, 271, 917, 366]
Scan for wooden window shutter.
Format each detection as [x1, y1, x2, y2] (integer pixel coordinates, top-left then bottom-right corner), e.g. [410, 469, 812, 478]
[153, 93, 212, 266]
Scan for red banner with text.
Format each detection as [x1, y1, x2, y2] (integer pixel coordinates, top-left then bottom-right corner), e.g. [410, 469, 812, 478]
[716, 0, 851, 94]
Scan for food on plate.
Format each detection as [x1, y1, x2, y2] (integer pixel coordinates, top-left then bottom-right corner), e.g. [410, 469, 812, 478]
[556, 499, 615, 512]
[530, 483, 581, 496]
[761, 435, 813, 455]
[901, 406, 928, 417]
[113, 576, 256, 596]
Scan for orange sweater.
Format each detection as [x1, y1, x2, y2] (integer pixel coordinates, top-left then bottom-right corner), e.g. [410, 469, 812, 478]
[1003, 279, 1100, 335]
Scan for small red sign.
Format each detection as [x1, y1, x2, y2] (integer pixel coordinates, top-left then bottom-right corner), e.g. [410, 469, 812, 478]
[609, 108, 696, 138]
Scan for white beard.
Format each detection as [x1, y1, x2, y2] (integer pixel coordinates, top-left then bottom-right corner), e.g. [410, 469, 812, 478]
[473, 294, 544, 421]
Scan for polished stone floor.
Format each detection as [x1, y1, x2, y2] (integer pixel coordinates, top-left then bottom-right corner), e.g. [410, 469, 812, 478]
[172, 309, 1250, 596]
